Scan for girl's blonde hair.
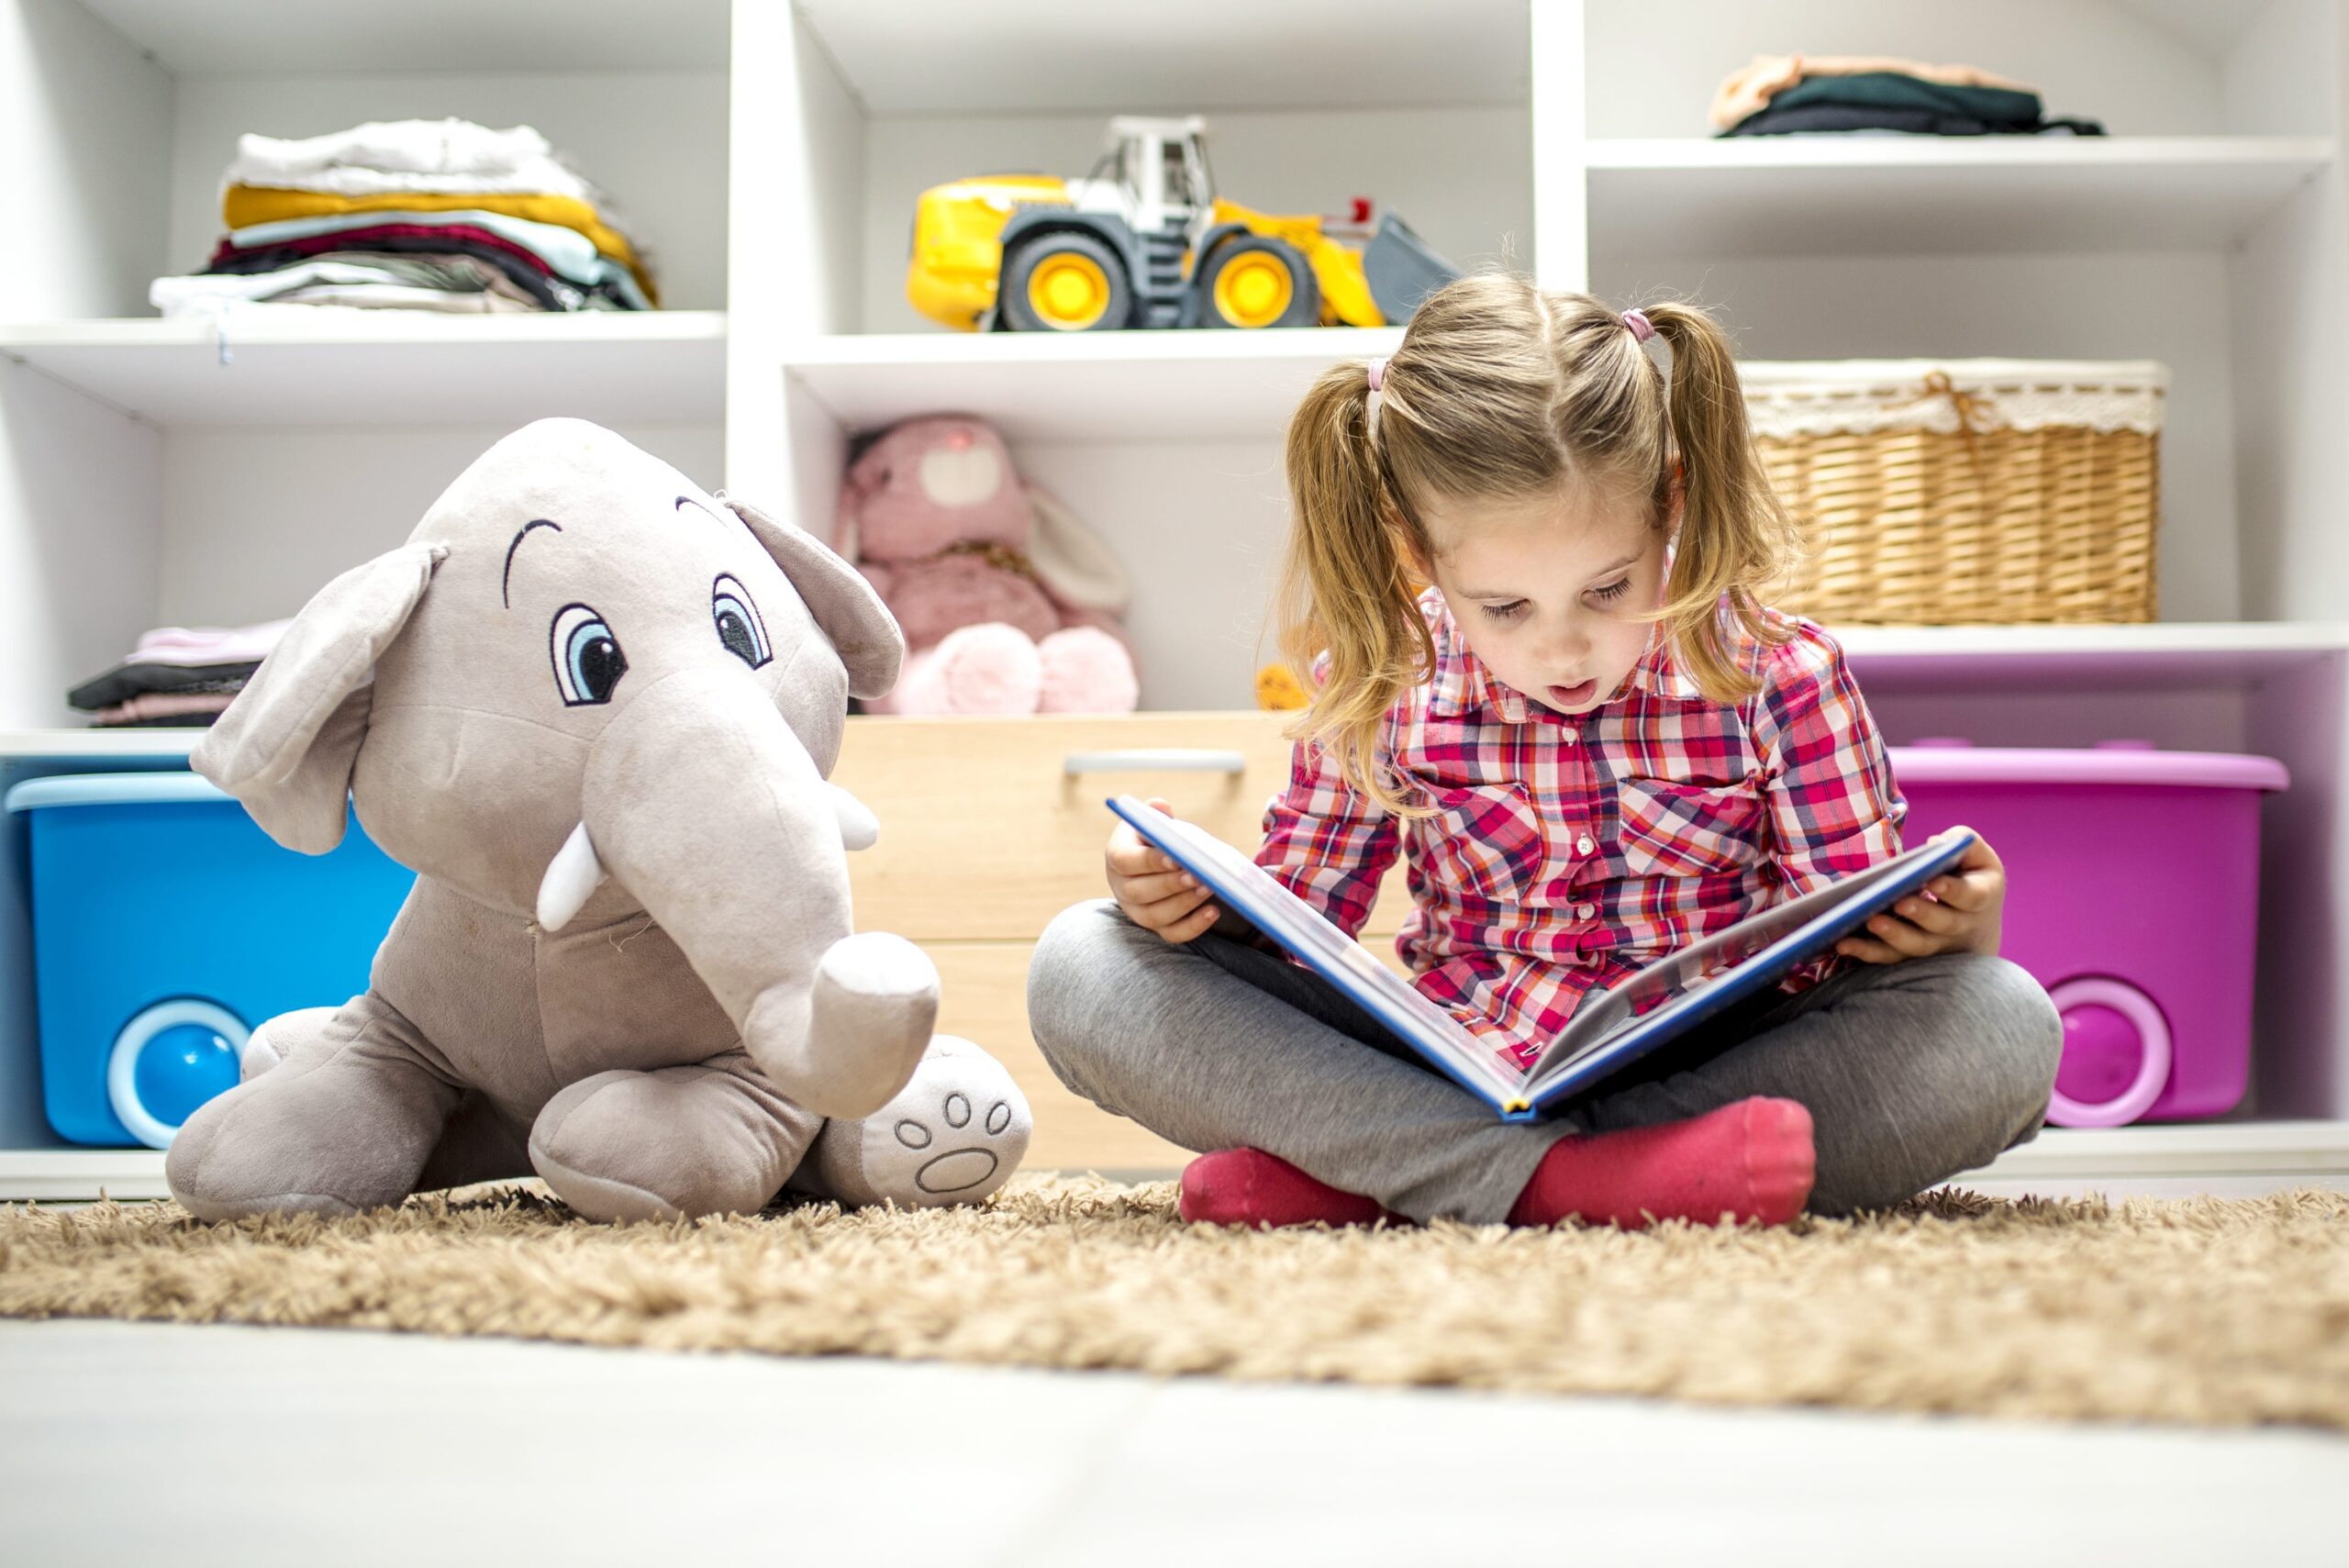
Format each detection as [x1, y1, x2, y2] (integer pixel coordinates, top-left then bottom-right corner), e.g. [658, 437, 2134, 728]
[1275, 272, 1803, 813]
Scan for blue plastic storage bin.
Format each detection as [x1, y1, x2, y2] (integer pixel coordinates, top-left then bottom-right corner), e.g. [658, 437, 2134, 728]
[4, 772, 413, 1149]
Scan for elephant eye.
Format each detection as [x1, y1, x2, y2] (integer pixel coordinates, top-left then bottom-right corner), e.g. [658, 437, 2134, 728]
[712, 573, 772, 669]
[550, 603, 628, 706]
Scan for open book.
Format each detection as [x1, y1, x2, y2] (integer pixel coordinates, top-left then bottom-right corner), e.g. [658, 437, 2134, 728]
[1108, 795, 1977, 1121]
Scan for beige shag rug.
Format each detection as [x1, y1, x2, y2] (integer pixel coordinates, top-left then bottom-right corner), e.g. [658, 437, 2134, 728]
[4, 1175, 2345, 1429]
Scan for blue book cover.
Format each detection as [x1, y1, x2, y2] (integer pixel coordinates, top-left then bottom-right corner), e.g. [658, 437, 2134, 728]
[1107, 794, 1977, 1121]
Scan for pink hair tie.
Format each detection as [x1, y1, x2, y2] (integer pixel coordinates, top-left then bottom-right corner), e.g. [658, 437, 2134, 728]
[1622, 309, 1654, 343]
[1366, 356, 1388, 391]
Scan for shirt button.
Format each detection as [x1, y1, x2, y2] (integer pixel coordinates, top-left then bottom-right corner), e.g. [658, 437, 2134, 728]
[1575, 834, 1595, 856]
[1575, 902, 1597, 920]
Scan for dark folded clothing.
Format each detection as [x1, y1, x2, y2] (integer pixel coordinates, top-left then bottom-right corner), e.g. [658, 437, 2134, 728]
[1723, 72, 2104, 137]
[1727, 103, 1996, 136]
[1776, 72, 2044, 128]
[206, 226, 637, 312]
[93, 714, 230, 729]
[68, 662, 256, 711]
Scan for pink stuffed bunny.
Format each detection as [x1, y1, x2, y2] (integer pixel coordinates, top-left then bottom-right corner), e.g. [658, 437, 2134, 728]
[834, 415, 1140, 716]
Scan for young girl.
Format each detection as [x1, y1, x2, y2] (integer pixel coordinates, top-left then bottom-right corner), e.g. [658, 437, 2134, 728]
[1028, 275, 2062, 1229]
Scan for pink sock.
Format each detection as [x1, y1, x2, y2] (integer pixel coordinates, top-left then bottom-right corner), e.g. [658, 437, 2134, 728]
[1178, 1148, 1411, 1229]
[1508, 1096, 1815, 1229]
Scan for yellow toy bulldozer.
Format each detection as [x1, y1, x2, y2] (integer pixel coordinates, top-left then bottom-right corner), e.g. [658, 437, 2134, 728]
[907, 116, 1461, 332]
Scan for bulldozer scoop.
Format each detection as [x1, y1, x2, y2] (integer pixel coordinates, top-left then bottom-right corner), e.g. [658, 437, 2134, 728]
[1362, 213, 1461, 325]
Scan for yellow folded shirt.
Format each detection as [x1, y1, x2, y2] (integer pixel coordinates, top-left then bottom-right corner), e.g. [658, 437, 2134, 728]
[221, 185, 659, 306]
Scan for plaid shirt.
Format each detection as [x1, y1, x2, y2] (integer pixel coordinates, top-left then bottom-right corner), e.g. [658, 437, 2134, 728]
[1257, 588, 1907, 1073]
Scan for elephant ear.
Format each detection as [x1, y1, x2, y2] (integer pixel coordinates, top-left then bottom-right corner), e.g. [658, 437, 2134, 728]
[190, 543, 444, 853]
[720, 494, 905, 700]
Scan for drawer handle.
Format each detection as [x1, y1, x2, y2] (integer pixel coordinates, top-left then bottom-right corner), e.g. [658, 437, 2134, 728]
[1063, 749, 1248, 776]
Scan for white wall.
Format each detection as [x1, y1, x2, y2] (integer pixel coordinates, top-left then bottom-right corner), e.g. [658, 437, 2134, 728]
[0, 367, 162, 728]
[1016, 438, 1290, 711]
[0, 0, 172, 318]
[150, 423, 724, 628]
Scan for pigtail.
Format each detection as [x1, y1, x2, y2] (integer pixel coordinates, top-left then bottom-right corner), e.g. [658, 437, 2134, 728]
[1642, 303, 1805, 699]
[1274, 361, 1436, 814]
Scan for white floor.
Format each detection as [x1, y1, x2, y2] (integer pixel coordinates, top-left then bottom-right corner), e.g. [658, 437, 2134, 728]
[1, 1319, 2340, 1567]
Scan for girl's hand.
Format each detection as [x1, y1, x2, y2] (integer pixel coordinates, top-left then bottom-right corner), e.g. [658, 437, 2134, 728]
[1105, 796, 1222, 944]
[1834, 828, 2006, 965]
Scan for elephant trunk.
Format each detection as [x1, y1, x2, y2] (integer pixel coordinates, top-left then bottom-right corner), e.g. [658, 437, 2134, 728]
[573, 666, 930, 1107]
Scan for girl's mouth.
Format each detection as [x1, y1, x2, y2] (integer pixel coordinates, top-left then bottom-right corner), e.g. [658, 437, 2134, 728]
[1547, 679, 1598, 708]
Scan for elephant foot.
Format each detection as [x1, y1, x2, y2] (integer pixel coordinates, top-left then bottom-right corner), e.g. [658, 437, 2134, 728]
[894, 623, 1043, 716]
[165, 997, 458, 1221]
[791, 1036, 1032, 1209]
[1036, 626, 1139, 714]
[744, 931, 939, 1119]
[529, 1055, 821, 1223]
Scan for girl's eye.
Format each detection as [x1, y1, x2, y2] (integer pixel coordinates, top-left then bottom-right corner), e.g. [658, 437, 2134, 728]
[1481, 600, 1530, 622]
[1589, 578, 1631, 604]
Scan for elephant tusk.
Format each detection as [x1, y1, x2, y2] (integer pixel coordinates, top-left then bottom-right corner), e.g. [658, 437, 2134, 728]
[536, 820, 609, 932]
[829, 782, 879, 851]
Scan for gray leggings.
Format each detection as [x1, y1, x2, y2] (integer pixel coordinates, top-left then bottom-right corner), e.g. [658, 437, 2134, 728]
[1028, 899, 2064, 1223]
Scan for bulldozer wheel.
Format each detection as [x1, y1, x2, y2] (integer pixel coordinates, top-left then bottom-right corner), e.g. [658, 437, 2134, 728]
[1002, 231, 1131, 331]
[1200, 236, 1319, 328]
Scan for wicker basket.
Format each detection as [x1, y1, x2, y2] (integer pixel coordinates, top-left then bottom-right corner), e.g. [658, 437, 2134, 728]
[1740, 359, 2165, 624]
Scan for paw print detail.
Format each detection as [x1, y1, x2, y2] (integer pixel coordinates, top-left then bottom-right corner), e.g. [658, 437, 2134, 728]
[892, 1090, 1017, 1194]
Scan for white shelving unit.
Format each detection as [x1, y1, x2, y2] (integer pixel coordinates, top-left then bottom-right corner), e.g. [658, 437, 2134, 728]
[4, 0, 2348, 1195]
[1, 311, 728, 427]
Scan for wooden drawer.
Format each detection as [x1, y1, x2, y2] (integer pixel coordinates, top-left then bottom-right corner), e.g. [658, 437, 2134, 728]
[833, 712, 1411, 941]
[922, 938, 1416, 1174]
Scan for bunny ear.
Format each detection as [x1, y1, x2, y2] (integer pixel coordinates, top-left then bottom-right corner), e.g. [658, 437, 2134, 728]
[721, 493, 905, 699]
[1025, 483, 1130, 613]
[191, 542, 443, 853]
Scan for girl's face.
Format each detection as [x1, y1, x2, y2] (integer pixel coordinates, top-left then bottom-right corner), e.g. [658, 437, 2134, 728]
[1417, 481, 1671, 717]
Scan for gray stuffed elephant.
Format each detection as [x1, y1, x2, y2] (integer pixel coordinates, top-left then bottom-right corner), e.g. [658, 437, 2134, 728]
[167, 418, 1031, 1223]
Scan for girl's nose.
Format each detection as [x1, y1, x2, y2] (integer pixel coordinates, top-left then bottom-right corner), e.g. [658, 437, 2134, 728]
[1539, 617, 1592, 667]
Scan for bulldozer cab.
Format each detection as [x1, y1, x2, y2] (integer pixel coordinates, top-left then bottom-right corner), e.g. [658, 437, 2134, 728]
[1098, 117, 1213, 237]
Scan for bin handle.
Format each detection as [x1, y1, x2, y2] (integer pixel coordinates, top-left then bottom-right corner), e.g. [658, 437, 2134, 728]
[1063, 749, 1248, 776]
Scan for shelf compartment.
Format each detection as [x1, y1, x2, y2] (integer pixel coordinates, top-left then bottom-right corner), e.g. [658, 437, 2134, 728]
[1584, 137, 2335, 258]
[784, 327, 1404, 441]
[0, 312, 728, 428]
[1836, 621, 2349, 690]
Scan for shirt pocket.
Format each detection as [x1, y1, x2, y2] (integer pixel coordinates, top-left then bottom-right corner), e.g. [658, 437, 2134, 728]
[1420, 782, 1548, 904]
[1615, 774, 1769, 880]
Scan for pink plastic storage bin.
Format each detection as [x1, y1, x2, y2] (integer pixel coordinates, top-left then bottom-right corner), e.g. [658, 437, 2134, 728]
[1889, 741, 2288, 1127]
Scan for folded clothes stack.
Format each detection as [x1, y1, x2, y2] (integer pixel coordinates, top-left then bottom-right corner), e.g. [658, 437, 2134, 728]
[150, 117, 659, 319]
[1711, 54, 2106, 138]
[67, 621, 289, 728]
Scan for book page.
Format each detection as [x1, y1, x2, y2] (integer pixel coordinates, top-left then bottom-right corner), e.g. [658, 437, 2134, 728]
[1521, 842, 1943, 1090]
[1110, 798, 1530, 1105]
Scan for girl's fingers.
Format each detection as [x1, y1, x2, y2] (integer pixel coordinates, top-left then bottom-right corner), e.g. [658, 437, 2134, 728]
[1863, 912, 1939, 957]
[1926, 872, 1995, 912]
[1890, 895, 1961, 934]
[1105, 835, 1181, 878]
[1159, 898, 1223, 944]
[1133, 882, 1215, 929]
[1836, 934, 1907, 965]
[1119, 868, 1200, 905]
